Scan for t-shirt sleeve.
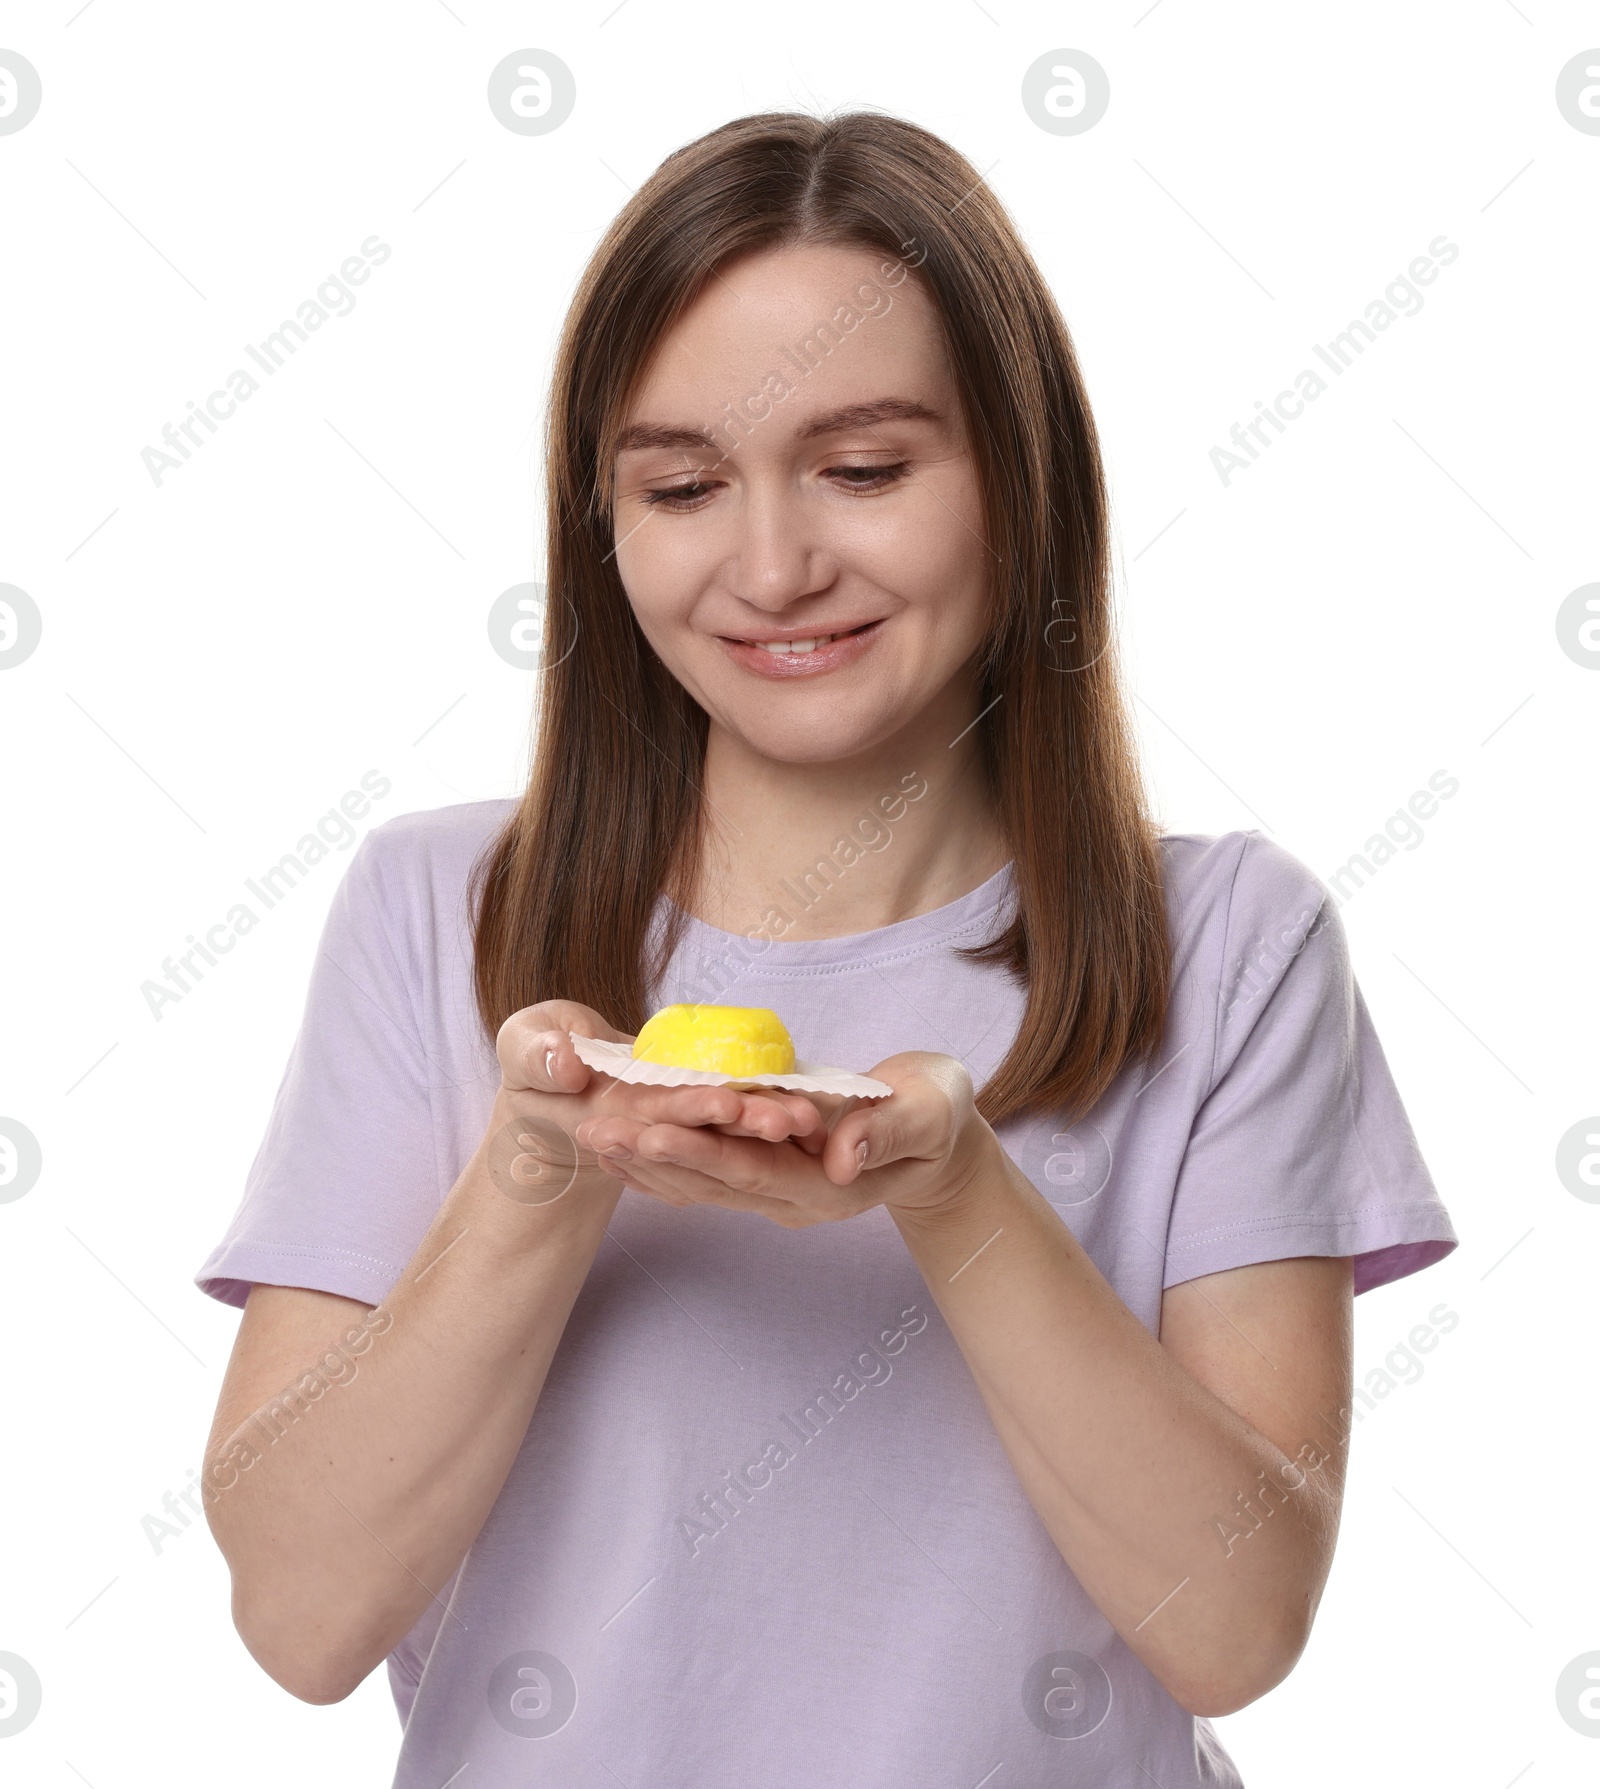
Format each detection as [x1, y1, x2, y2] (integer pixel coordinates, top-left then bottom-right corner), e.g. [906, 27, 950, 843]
[1162, 834, 1459, 1296]
[194, 825, 444, 1310]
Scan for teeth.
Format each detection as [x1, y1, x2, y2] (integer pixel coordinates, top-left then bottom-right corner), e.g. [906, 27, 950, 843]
[756, 635, 834, 654]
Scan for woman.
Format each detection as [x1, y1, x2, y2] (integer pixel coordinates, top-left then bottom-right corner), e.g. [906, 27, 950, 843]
[197, 111, 1457, 1786]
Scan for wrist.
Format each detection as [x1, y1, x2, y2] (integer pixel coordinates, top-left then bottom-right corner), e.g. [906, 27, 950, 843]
[469, 1089, 623, 1236]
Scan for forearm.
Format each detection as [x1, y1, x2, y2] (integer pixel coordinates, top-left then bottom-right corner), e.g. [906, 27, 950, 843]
[205, 1098, 622, 1698]
[888, 1142, 1338, 1714]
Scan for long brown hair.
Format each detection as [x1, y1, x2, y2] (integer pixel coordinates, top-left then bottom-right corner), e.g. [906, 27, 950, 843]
[471, 110, 1168, 1126]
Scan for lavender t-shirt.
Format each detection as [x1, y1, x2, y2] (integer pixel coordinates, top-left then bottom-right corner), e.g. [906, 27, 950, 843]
[196, 799, 1457, 1788]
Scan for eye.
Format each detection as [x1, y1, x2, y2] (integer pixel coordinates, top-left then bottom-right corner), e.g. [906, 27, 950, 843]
[636, 460, 913, 510]
[641, 479, 718, 511]
[826, 461, 911, 492]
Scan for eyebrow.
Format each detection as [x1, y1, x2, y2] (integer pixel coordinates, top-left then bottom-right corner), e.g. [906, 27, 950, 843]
[613, 396, 944, 455]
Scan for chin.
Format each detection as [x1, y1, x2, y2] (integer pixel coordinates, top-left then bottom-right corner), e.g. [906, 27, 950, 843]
[714, 700, 903, 767]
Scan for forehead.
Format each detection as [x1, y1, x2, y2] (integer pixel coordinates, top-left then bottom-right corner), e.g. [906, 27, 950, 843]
[620, 241, 951, 432]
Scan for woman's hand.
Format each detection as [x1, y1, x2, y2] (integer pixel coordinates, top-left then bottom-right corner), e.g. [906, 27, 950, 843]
[490, 1001, 826, 1207]
[572, 1050, 997, 1226]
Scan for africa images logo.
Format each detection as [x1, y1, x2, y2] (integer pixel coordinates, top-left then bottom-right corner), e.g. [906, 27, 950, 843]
[139, 236, 392, 487]
[677, 1304, 930, 1557]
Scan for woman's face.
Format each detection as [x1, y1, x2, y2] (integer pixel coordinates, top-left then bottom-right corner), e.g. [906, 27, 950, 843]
[611, 242, 992, 765]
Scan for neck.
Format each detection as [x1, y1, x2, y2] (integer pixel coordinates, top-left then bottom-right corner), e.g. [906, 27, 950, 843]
[689, 681, 1010, 942]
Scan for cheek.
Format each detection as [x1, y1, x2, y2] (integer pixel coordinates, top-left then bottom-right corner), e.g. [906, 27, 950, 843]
[862, 501, 988, 646]
[615, 531, 711, 653]
[616, 531, 681, 611]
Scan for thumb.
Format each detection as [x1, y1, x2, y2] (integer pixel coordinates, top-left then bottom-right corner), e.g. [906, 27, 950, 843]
[823, 1053, 965, 1185]
[497, 1000, 630, 1093]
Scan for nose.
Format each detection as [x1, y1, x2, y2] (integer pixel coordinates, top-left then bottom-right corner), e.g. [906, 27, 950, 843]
[722, 479, 835, 614]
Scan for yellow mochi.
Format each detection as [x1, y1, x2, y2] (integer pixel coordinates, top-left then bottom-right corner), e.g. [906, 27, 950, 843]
[632, 1004, 796, 1076]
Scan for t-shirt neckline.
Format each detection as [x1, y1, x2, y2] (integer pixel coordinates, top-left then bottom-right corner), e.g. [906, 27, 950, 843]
[663, 859, 1017, 973]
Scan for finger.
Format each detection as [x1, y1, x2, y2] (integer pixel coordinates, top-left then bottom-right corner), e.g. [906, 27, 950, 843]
[574, 1112, 786, 1163]
[594, 1153, 694, 1206]
[723, 1090, 824, 1142]
[607, 1148, 806, 1223]
[616, 1085, 819, 1140]
[573, 1115, 648, 1159]
[827, 1101, 926, 1184]
[577, 1116, 777, 1180]
[821, 1054, 968, 1185]
[634, 1121, 766, 1188]
[500, 1027, 593, 1096]
[792, 1120, 829, 1158]
[620, 1082, 748, 1129]
[632, 1122, 819, 1205]
[496, 1001, 628, 1092]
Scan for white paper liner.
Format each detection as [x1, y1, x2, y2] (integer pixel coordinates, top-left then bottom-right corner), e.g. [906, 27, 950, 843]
[569, 1032, 892, 1099]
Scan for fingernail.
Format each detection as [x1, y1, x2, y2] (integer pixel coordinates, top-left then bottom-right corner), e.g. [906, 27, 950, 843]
[545, 1047, 557, 1081]
[600, 1143, 633, 1161]
[856, 1139, 870, 1171]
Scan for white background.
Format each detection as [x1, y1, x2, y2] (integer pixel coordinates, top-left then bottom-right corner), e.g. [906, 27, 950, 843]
[1, 3, 1596, 1785]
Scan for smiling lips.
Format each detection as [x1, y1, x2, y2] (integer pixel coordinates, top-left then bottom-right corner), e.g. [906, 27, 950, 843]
[754, 635, 838, 655]
[718, 619, 884, 679]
